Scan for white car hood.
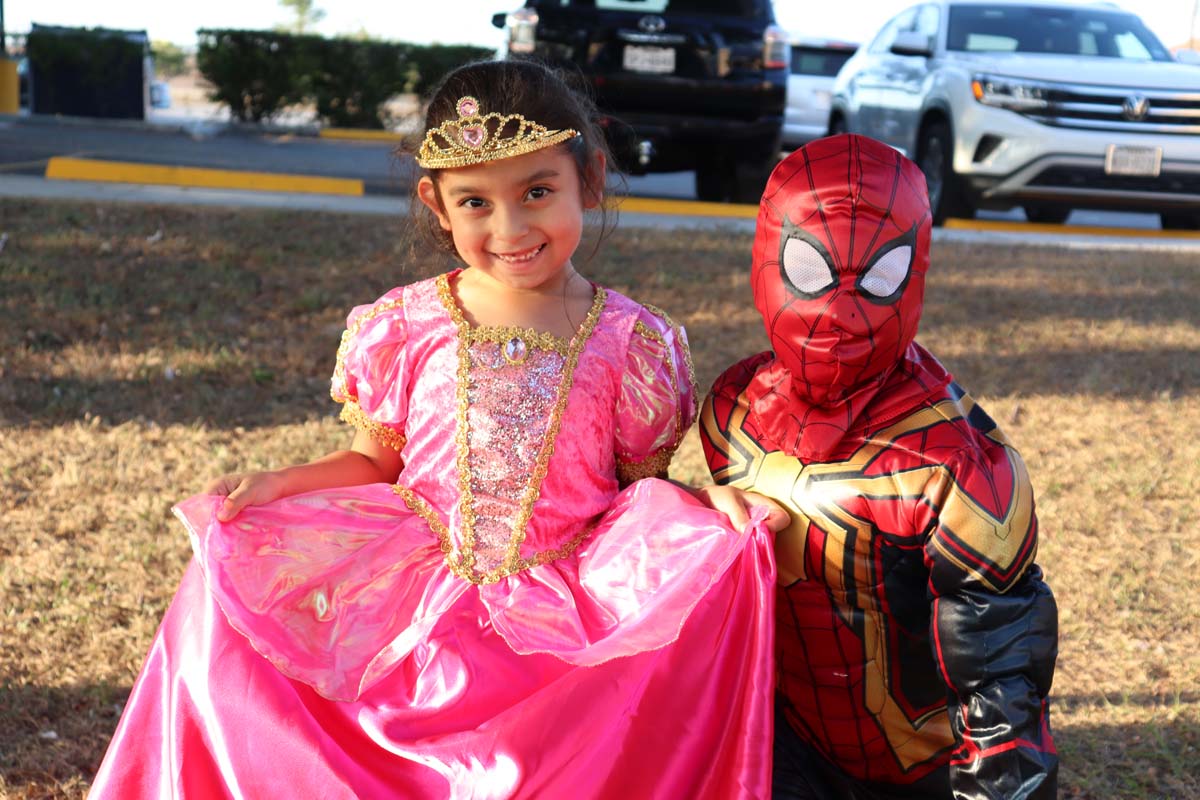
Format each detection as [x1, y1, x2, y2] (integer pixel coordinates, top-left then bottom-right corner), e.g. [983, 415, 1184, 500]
[945, 52, 1200, 90]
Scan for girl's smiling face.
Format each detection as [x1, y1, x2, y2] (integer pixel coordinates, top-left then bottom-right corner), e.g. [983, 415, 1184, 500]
[417, 145, 603, 294]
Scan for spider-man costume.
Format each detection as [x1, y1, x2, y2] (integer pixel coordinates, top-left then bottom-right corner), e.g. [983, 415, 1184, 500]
[701, 135, 1058, 799]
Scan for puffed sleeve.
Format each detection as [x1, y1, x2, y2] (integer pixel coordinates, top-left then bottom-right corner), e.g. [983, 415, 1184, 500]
[328, 288, 410, 452]
[613, 304, 698, 484]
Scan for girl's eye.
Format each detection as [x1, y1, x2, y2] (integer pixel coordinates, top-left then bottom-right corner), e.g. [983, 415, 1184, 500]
[526, 186, 551, 201]
[459, 197, 487, 209]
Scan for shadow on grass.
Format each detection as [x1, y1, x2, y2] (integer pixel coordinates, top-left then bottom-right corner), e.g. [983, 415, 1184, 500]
[1056, 720, 1200, 800]
[1, 373, 333, 429]
[2, 681, 1199, 800]
[0, 681, 129, 797]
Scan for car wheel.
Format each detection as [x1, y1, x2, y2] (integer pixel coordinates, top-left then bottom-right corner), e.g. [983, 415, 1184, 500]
[1023, 204, 1071, 225]
[732, 157, 776, 204]
[917, 120, 972, 225]
[828, 115, 847, 136]
[1161, 212, 1200, 230]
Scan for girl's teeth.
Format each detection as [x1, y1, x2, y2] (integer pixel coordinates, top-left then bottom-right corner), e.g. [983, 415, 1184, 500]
[498, 245, 542, 263]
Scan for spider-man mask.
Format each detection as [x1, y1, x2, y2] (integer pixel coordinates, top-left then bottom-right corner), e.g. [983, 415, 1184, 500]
[752, 134, 932, 407]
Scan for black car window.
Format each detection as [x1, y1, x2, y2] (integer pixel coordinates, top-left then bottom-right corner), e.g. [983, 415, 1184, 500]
[946, 5, 1172, 61]
[790, 47, 855, 76]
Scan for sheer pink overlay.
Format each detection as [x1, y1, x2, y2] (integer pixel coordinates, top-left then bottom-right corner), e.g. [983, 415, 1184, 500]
[90, 273, 776, 799]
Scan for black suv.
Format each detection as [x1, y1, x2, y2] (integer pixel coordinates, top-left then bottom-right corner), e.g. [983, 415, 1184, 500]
[493, 0, 787, 203]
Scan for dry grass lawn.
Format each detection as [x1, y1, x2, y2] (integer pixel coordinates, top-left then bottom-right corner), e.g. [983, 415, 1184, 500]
[1, 197, 1198, 799]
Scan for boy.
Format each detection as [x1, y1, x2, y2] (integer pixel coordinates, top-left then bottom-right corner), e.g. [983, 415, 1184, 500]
[702, 134, 1058, 799]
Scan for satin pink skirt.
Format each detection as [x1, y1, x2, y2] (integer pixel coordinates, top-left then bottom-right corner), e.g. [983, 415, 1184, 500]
[90, 480, 776, 799]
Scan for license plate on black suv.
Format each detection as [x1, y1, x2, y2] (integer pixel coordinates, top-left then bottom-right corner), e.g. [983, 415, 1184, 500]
[494, 0, 787, 203]
[622, 45, 676, 74]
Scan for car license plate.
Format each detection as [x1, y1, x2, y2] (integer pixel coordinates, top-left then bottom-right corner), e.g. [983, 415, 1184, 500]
[623, 45, 675, 74]
[1105, 145, 1162, 177]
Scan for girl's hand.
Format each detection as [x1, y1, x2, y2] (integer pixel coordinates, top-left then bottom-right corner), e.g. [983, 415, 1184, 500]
[205, 471, 287, 522]
[695, 484, 791, 533]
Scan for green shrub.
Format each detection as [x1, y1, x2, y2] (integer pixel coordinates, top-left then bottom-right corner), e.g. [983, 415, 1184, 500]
[197, 29, 315, 123]
[307, 39, 412, 129]
[409, 45, 495, 98]
[195, 30, 493, 129]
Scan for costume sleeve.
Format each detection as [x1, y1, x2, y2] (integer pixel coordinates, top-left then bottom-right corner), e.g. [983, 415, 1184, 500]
[613, 305, 697, 484]
[328, 288, 410, 452]
[922, 443, 1059, 800]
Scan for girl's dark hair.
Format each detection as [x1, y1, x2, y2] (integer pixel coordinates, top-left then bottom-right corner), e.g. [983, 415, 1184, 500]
[400, 58, 620, 259]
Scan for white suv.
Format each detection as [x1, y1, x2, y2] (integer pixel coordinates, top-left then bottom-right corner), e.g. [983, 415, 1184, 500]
[784, 39, 858, 147]
[828, 0, 1200, 228]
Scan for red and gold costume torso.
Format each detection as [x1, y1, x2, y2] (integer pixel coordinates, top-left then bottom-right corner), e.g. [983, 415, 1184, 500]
[701, 135, 1058, 799]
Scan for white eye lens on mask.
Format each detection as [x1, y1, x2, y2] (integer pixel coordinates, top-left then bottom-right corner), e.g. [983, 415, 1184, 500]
[782, 237, 836, 297]
[858, 245, 912, 300]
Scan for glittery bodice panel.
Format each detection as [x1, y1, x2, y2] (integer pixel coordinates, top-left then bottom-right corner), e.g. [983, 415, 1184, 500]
[464, 340, 566, 574]
[330, 271, 699, 585]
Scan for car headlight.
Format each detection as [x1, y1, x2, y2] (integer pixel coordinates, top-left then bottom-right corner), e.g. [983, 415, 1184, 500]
[971, 74, 1050, 112]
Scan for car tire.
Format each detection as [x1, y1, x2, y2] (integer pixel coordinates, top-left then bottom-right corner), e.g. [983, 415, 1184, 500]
[1024, 204, 1071, 225]
[917, 120, 972, 226]
[1161, 212, 1200, 230]
[828, 114, 847, 136]
[732, 157, 777, 204]
[696, 159, 735, 203]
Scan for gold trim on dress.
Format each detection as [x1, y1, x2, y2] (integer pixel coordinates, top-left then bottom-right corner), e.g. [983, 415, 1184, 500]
[642, 303, 698, 422]
[435, 272, 608, 585]
[467, 325, 570, 357]
[339, 401, 407, 452]
[616, 448, 673, 484]
[330, 296, 405, 402]
[615, 309, 697, 480]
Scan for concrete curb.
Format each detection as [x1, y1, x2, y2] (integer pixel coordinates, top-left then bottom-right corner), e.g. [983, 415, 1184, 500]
[8, 173, 1200, 247]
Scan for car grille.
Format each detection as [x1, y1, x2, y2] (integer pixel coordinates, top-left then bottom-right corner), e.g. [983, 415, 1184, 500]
[1024, 84, 1200, 136]
[1029, 166, 1200, 195]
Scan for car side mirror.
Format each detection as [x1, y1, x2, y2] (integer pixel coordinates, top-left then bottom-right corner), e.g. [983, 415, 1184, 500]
[1176, 49, 1200, 65]
[492, 12, 508, 29]
[891, 31, 933, 58]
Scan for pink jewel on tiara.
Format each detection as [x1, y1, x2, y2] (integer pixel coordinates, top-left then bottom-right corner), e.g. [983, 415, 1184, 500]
[461, 126, 485, 149]
[457, 97, 479, 118]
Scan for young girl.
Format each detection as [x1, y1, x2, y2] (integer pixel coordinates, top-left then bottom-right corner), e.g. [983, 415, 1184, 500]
[90, 59, 784, 799]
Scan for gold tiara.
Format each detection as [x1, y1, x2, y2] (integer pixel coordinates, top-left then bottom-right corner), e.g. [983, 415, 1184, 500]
[415, 96, 580, 169]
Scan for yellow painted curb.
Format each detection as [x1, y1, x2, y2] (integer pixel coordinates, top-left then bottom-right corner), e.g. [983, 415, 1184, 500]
[944, 217, 1200, 239]
[320, 128, 406, 143]
[45, 156, 365, 196]
[616, 196, 758, 219]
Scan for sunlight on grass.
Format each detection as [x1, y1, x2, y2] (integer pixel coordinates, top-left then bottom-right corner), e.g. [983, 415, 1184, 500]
[3, 197, 1199, 799]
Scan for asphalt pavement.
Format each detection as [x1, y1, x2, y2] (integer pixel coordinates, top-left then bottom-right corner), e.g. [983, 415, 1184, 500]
[0, 113, 410, 194]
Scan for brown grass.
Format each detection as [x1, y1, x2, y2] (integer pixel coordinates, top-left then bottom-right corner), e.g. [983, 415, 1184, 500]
[2, 197, 1198, 799]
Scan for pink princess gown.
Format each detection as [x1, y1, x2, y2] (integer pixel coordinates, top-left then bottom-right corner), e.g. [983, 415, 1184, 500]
[90, 271, 776, 799]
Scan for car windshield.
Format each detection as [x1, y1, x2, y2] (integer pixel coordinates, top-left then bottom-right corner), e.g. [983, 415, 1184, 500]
[790, 46, 855, 76]
[946, 4, 1173, 61]
[580, 0, 766, 16]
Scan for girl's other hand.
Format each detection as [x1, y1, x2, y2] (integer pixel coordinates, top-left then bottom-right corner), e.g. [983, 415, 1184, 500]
[205, 471, 286, 522]
[695, 484, 791, 533]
